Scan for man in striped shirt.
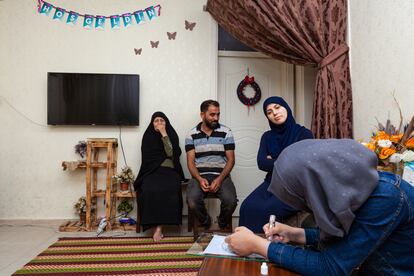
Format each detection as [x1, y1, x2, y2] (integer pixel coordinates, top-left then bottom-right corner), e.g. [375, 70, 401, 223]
[185, 100, 237, 229]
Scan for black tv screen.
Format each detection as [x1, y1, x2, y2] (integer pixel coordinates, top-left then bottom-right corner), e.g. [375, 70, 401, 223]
[47, 72, 140, 126]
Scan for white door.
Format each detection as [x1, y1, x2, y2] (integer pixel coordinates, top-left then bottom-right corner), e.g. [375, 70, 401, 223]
[217, 52, 295, 216]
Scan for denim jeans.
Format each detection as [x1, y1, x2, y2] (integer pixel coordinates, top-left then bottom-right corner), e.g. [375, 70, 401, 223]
[267, 171, 414, 275]
[186, 175, 237, 228]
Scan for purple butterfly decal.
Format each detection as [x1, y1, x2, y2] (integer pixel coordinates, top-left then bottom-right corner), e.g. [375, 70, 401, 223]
[134, 48, 142, 55]
[185, 20, 196, 31]
[167, 32, 177, 40]
[150, 41, 159, 48]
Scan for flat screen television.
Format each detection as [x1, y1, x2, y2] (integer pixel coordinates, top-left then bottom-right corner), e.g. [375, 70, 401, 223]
[47, 72, 140, 126]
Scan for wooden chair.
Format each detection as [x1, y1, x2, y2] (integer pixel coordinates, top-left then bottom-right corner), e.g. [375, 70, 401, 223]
[188, 192, 233, 240]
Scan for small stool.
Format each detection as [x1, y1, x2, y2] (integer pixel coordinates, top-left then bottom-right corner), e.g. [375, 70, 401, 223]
[188, 192, 233, 240]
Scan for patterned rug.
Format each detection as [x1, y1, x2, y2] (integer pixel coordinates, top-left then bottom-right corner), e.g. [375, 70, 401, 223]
[13, 236, 203, 275]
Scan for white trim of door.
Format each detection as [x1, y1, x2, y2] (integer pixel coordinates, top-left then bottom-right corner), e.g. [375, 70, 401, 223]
[218, 50, 270, 59]
[209, 19, 219, 100]
[294, 65, 306, 125]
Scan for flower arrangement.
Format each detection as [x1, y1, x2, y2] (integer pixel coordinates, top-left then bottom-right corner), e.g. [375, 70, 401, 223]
[74, 140, 87, 159]
[113, 166, 135, 185]
[117, 199, 134, 216]
[362, 117, 414, 169]
[74, 196, 95, 214]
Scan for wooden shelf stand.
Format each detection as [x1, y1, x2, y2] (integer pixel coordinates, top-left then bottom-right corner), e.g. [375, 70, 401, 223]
[85, 138, 118, 231]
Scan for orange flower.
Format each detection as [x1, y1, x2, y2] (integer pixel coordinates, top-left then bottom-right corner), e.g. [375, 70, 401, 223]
[364, 142, 376, 151]
[378, 148, 396, 160]
[373, 131, 390, 141]
[389, 134, 403, 143]
[406, 137, 414, 149]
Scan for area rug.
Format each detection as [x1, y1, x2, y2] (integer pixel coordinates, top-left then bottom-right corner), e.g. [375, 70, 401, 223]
[13, 236, 203, 275]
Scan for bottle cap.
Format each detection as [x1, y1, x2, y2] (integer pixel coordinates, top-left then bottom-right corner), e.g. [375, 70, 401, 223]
[261, 262, 268, 275]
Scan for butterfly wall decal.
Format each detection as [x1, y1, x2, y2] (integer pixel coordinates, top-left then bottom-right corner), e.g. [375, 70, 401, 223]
[167, 32, 177, 40]
[134, 48, 142, 55]
[185, 20, 196, 31]
[150, 41, 159, 48]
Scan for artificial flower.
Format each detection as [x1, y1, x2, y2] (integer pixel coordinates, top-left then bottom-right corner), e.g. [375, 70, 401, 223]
[389, 153, 403, 163]
[378, 139, 392, 148]
[406, 137, 414, 149]
[378, 148, 396, 160]
[389, 134, 403, 143]
[373, 131, 390, 141]
[402, 150, 414, 162]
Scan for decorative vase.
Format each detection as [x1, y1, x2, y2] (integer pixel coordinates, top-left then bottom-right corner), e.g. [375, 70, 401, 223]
[120, 182, 129, 191]
[79, 212, 86, 224]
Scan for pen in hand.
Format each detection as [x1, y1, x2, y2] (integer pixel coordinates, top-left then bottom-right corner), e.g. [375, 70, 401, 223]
[267, 215, 276, 241]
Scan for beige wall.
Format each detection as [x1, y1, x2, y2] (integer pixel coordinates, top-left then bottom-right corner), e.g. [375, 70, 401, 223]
[0, 0, 215, 219]
[350, 0, 414, 140]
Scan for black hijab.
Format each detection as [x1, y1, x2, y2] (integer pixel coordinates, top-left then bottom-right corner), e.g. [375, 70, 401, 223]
[133, 112, 185, 190]
[268, 139, 379, 240]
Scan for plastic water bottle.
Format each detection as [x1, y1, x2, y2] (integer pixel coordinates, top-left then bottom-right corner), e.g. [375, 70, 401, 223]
[97, 218, 107, 236]
[261, 262, 268, 275]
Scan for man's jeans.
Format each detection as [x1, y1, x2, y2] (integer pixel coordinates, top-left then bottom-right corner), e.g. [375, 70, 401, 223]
[186, 175, 237, 228]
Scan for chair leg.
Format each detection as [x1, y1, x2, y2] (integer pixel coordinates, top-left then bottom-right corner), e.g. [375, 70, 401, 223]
[193, 216, 199, 241]
[135, 209, 141, 233]
[187, 209, 193, 232]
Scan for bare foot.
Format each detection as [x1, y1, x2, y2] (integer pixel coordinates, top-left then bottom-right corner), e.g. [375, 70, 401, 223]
[152, 225, 164, 242]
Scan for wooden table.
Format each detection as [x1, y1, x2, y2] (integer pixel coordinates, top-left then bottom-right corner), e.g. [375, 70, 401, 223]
[198, 257, 299, 276]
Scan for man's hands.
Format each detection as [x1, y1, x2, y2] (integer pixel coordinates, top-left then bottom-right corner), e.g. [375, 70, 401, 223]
[198, 177, 210, 192]
[209, 176, 223, 193]
[197, 176, 223, 192]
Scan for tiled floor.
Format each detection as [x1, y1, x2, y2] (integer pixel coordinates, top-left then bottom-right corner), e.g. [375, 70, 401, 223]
[0, 219, 193, 276]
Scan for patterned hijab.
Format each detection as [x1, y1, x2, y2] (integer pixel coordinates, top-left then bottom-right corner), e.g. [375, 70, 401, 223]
[268, 139, 379, 239]
[262, 96, 309, 158]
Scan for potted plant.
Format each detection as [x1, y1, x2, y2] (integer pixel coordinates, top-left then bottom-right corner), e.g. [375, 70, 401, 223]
[117, 199, 134, 217]
[74, 196, 96, 224]
[113, 166, 135, 191]
[74, 140, 87, 160]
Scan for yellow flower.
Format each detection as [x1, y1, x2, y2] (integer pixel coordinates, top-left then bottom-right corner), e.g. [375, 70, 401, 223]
[373, 131, 390, 141]
[389, 134, 403, 143]
[364, 142, 376, 151]
[406, 137, 414, 149]
[378, 148, 396, 160]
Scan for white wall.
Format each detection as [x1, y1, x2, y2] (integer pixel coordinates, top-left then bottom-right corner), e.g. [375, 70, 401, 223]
[350, 1, 414, 140]
[0, 0, 215, 219]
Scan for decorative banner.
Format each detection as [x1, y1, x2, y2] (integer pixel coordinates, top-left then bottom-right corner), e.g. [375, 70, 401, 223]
[39, 1, 52, 15]
[95, 16, 105, 30]
[36, 0, 162, 30]
[66, 11, 78, 26]
[122, 13, 133, 28]
[83, 14, 94, 29]
[53, 8, 65, 21]
[133, 11, 146, 25]
[110, 15, 121, 29]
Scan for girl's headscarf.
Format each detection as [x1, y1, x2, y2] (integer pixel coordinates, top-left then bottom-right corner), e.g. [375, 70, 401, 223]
[268, 139, 379, 240]
[262, 96, 311, 158]
[134, 112, 185, 190]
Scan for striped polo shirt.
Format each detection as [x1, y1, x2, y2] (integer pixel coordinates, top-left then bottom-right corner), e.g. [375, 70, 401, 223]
[185, 122, 235, 176]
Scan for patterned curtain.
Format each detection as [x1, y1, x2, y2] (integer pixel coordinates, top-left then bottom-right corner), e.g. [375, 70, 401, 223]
[206, 0, 353, 138]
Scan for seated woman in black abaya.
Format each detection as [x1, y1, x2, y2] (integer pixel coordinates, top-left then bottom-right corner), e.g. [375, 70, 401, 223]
[134, 112, 185, 241]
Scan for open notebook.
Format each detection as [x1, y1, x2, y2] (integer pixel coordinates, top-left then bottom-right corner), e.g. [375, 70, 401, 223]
[202, 234, 265, 259]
